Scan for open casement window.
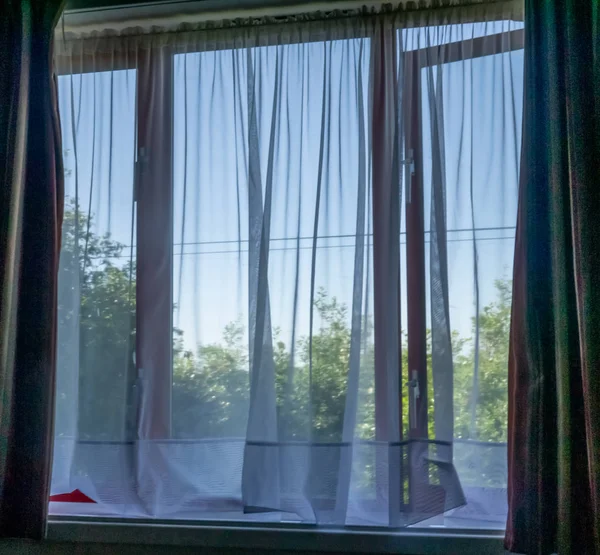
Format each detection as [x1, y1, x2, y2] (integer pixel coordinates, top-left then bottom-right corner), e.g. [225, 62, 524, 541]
[400, 27, 524, 525]
[51, 4, 523, 529]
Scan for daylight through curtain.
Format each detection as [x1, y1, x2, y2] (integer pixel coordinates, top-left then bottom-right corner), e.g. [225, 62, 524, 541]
[51, 1, 524, 527]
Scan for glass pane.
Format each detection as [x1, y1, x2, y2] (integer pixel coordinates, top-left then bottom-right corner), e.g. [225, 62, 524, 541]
[419, 41, 524, 528]
[52, 68, 137, 508]
[50, 21, 524, 529]
[167, 38, 374, 520]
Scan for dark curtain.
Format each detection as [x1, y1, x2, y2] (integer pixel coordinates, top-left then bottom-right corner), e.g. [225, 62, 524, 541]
[506, 0, 600, 554]
[0, 0, 65, 539]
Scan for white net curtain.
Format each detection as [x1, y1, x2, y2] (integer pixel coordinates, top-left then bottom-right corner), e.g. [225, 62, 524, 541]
[51, 0, 523, 527]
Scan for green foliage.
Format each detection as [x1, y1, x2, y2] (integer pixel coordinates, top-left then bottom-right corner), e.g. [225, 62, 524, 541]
[453, 279, 511, 443]
[58, 206, 512, 452]
[172, 323, 249, 438]
[56, 203, 136, 441]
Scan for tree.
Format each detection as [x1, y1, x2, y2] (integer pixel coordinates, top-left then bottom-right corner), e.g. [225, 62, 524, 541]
[56, 204, 512, 455]
[56, 203, 136, 441]
[453, 279, 511, 443]
[172, 322, 249, 438]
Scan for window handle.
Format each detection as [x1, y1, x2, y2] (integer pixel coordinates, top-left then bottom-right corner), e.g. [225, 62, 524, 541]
[134, 146, 148, 202]
[405, 370, 420, 430]
[401, 148, 415, 204]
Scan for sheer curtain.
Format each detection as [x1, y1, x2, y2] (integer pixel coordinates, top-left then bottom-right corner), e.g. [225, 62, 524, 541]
[52, 0, 523, 528]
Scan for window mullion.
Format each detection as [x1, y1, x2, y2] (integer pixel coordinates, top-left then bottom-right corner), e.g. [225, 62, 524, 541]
[371, 22, 403, 523]
[404, 52, 428, 441]
[135, 48, 174, 440]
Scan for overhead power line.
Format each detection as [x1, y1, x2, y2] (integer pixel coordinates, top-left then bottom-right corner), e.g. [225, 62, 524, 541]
[82, 229, 516, 260]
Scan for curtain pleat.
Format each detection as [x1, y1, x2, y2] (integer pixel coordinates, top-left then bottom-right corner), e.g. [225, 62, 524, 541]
[242, 45, 281, 514]
[0, 0, 65, 539]
[371, 19, 404, 526]
[506, 0, 600, 553]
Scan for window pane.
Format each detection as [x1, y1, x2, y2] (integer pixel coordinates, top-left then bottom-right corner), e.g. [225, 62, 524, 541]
[53, 68, 137, 503]
[50, 20, 523, 528]
[167, 38, 374, 518]
[419, 44, 524, 527]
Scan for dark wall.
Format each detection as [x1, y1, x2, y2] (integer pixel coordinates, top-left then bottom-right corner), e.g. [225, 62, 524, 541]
[0, 541, 357, 555]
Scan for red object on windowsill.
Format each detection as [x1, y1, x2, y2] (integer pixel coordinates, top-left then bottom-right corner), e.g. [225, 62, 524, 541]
[49, 489, 96, 503]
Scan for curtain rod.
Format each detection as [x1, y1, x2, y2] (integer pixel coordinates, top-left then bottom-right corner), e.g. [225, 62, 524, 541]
[61, 0, 386, 29]
[60, 0, 409, 33]
[63, 0, 393, 15]
[60, 0, 520, 34]
[64, 0, 315, 13]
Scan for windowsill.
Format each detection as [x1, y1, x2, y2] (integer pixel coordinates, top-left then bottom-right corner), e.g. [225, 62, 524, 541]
[48, 501, 507, 529]
[47, 514, 506, 555]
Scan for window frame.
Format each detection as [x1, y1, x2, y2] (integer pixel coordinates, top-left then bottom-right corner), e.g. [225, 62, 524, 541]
[135, 50, 174, 439]
[404, 26, 525, 443]
[51, 20, 523, 543]
[130, 26, 526, 440]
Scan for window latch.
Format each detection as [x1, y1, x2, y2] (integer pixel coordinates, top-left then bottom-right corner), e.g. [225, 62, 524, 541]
[134, 147, 149, 202]
[401, 148, 415, 204]
[405, 369, 420, 430]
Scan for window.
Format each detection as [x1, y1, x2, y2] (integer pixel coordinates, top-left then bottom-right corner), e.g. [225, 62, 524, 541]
[51, 11, 524, 536]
